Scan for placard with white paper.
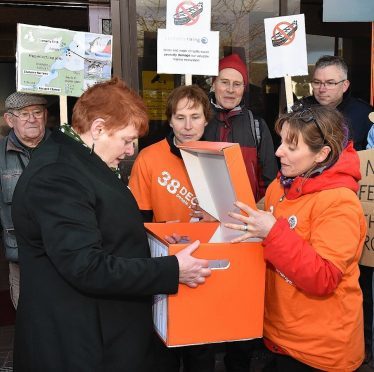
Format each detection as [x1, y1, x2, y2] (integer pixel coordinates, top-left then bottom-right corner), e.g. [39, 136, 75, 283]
[157, 28, 219, 76]
[166, 0, 211, 31]
[264, 14, 308, 78]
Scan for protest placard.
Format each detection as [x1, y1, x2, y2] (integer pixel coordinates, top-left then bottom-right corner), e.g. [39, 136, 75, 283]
[358, 149, 374, 266]
[264, 14, 308, 111]
[17, 23, 112, 97]
[264, 14, 308, 79]
[158, 0, 218, 78]
[157, 29, 219, 76]
[166, 0, 211, 31]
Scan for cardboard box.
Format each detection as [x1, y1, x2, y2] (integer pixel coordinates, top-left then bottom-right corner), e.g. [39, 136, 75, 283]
[358, 149, 374, 267]
[146, 141, 266, 347]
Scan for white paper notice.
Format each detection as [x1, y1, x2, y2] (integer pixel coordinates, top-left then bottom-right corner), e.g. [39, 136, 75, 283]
[264, 14, 308, 78]
[157, 29, 219, 76]
[166, 0, 211, 31]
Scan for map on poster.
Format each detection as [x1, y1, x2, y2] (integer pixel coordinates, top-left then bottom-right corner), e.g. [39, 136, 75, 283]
[16, 23, 112, 97]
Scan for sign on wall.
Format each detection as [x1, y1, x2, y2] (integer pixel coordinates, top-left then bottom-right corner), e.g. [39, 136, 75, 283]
[323, 0, 374, 22]
[142, 71, 174, 121]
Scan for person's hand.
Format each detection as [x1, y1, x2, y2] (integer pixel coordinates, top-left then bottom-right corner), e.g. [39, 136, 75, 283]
[164, 233, 190, 244]
[224, 201, 276, 243]
[190, 204, 217, 222]
[175, 240, 211, 288]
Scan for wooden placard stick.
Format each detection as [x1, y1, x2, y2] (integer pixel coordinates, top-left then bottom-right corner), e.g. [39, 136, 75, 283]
[59, 95, 68, 125]
[284, 75, 294, 113]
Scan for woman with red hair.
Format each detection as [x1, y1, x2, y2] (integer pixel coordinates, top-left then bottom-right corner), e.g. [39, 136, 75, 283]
[11, 77, 211, 372]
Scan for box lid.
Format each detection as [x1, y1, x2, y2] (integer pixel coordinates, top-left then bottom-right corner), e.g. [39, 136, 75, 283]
[179, 141, 257, 242]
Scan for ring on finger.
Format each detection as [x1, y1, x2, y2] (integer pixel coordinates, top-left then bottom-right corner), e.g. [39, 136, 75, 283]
[242, 224, 248, 232]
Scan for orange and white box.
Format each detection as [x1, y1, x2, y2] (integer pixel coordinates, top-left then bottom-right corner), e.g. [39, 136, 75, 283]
[146, 141, 265, 347]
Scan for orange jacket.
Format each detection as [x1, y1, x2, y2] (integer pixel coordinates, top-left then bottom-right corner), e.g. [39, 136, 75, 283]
[263, 142, 366, 371]
[129, 138, 197, 223]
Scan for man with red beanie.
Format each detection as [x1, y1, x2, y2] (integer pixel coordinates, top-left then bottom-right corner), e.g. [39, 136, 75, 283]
[204, 53, 277, 202]
[204, 54, 277, 371]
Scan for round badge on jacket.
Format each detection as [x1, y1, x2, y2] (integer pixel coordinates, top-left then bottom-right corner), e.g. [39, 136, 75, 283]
[288, 215, 298, 229]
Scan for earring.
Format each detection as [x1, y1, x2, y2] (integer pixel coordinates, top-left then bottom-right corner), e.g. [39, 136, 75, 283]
[90, 142, 95, 155]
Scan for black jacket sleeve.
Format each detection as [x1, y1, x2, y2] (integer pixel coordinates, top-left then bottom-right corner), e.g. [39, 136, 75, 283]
[258, 118, 278, 188]
[140, 210, 154, 223]
[15, 163, 179, 297]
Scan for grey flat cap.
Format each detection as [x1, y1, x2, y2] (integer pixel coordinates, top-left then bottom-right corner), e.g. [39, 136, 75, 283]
[5, 92, 47, 110]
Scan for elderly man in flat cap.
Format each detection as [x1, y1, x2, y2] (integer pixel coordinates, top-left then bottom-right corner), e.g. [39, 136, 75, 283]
[1, 91, 49, 308]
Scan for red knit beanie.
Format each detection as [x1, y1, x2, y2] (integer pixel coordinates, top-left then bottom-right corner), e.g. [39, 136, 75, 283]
[218, 54, 248, 86]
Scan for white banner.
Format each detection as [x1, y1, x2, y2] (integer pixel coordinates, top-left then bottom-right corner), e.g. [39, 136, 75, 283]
[264, 14, 308, 78]
[166, 0, 211, 31]
[157, 29, 219, 76]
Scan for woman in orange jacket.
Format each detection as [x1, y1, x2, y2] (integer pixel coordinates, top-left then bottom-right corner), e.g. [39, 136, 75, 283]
[226, 104, 366, 371]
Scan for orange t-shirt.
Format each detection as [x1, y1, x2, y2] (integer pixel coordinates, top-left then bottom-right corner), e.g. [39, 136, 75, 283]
[129, 139, 197, 222]
[263, 180, 366, 371]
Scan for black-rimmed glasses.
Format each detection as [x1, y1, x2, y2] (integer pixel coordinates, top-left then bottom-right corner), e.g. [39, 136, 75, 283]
[311, 79, 345, 89]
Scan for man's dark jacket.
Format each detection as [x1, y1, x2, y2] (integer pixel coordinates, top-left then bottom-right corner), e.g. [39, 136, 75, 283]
[0, 129, 50, 262]
[12, 130, 179, 372]
[300, 91, 373, 150]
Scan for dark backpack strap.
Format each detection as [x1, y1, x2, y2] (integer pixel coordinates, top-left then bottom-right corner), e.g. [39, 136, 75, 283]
[247, 110, 261, 149]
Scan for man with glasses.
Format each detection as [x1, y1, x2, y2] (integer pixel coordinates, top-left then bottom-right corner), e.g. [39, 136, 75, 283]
[205, 53, 278, 204]
[1, 91, 49, 308]
[300, 55, 373, 150]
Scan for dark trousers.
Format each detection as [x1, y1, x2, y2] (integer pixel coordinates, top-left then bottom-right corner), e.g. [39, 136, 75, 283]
[224, 340, 254, 372]
[154, 335, 215, 372]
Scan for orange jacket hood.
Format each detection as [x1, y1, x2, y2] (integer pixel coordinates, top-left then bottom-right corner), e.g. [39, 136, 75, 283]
[281, 142, 361, 200]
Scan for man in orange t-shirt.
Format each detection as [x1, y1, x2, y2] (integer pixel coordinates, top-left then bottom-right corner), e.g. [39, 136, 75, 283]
[129, 85, 215, 372]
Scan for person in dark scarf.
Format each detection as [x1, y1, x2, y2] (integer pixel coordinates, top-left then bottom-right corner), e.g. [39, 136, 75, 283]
[205, 53, 278, 203]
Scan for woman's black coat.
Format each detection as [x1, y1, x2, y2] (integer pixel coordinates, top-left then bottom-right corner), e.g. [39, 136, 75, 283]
[12, 130, 179, 372]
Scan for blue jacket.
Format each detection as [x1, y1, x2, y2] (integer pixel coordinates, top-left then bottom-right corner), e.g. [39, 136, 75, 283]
[367, 125, 374, 149]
